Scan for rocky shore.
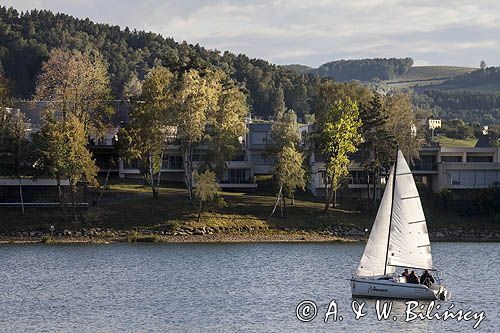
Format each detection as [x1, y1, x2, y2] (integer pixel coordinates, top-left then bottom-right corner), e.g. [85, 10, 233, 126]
[1, 225, 499, 244]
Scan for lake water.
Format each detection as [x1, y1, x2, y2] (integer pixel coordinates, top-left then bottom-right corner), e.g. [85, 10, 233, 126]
[0, 242, 498, 332]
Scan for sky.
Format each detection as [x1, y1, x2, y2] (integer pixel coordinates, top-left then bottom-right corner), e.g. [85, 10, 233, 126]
[3, 0, 500, 68]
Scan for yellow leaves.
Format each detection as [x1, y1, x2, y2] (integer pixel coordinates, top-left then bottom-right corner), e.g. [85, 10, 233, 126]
[35, 48, 112, 135]
[316, 97, 362, 191]
[193, 170, 220, 202]
[35, 113, 97, 186]
[274, 145, 306, 195]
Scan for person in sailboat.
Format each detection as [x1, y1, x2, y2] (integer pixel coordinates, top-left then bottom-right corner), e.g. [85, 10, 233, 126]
[401, 269, 410, 280]
[407, 270, 419, 284]
[420, 270, 435, 287]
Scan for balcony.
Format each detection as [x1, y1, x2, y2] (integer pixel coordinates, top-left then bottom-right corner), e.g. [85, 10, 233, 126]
[218, 179, 257, 189]
[411, 162, 438, 172]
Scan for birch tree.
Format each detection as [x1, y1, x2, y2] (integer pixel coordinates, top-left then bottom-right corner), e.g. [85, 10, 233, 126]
[268, 110, 305, 219]
[35, 48, 112, 136]
[193, 170, 220, 222]
[175, 69, 221, 200]
[34, 113, 98, 221]
[206, 85, 249, 178]
[0, 110, 31, 215]
[119, 66, 176, 198]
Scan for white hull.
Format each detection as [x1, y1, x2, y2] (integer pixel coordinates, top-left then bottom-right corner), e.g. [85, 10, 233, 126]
[350, 277, 450, 300]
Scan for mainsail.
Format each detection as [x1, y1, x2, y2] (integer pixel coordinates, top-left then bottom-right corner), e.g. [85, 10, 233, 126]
[356, 149, 433, 277]
[387, 150, 433, 270]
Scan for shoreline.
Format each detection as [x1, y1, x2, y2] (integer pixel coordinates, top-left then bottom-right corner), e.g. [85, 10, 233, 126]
[1, 229, 500, 245]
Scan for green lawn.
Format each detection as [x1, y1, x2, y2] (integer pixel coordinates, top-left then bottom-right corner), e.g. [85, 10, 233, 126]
[1, 179, 497, 233]
[0, 181, 373, 232]
[435, 136, 477, 147]
[383, 66, 475, 88]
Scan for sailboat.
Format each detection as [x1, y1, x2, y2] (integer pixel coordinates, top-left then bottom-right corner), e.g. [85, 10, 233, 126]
[350, 149, 450, 300]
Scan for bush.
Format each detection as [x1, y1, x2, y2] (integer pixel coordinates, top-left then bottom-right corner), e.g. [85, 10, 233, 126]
[127, 232, 161, 243]
[41, 235, 54, 244]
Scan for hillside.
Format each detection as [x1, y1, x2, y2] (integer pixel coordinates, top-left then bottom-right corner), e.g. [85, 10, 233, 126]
[285, 58, 414, 82]
[0, 6, 320, 118]
[383, 66, 476, 88]
[416, 67, 500, 93]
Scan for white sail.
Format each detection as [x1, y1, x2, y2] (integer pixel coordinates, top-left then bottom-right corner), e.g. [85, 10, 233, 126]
[356, 166, 396, 277]
[386, 150, 433, 270]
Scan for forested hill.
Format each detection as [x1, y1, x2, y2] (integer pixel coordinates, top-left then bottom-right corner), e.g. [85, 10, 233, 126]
[418, 67, 500, 93]
[283, 58, 414, 81]
[0, 6, 320, 117]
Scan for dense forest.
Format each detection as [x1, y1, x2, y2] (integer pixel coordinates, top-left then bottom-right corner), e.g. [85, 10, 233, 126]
[1, 6, 499, 125]
[0, 6, 321, 118]
[428, 67, 500, 91]
[284, 58, 414, 81]
[412, 90, 500, 124]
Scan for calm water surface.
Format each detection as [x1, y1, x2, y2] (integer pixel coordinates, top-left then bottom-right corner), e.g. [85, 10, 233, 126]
[0, 242, 498, 332]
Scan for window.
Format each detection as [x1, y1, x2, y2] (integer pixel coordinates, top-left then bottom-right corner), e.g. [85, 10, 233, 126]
[460, 171, 475, 186]
[231, 151, 245, 161]
[228, 169, 248, 183]
[449, 171, 460, 185]
[123, 159, 139, 169]
[467, 155, 493, 162]
[250, 132, 268, 145]
[164, 155, 183, 169]
[441, 156, 462, 163]
[251, 153, 265, 163]
[484, 171, 498, 186]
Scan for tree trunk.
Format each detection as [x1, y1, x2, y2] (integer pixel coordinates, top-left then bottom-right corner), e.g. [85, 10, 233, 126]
[323, 178, 334, 212]
[291, 193, 295, 205]
[154, 152, 164, 199]
[97, 168, 110, 203]
[95, 166, 111, 205]
[333, 189, 337, 208]
[268, 185, 282, 221]
[183, 144, 193, 201]
[366, 167, 371, 202]
[148, 152, 157, 199]
[74, 186, 85, 223]
[57, 179, 67, 221]
[18, 178, 25, 216]
[283, 196, 287, 218]
[71, 186, 77, 221]
[198, 200, 202, 222]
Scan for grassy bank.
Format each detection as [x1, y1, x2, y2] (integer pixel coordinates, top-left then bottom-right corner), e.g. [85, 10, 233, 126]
[0, 180, 371, 232]
[436, 136, 477, 148]
[1, 179, 498, 241]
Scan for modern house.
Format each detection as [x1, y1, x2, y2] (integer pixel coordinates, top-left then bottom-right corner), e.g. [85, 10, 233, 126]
[117, 124, 257, 190]
[9, 103, 499, 198]
[415, 146, 500, 195]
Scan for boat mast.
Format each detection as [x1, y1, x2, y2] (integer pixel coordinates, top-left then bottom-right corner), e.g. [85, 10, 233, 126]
[384, 146, 399, 275]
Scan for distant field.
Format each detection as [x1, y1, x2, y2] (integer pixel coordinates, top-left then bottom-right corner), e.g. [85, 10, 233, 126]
[423, 81, 500, 93]
[384, 66, 476, 88]
[436, 136, 477, 148]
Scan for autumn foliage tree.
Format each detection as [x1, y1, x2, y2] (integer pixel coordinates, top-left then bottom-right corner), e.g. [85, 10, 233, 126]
[34, 113, 98, 221]
[119, 66, 177, 198]
[35, 48, 112, 135]
[193, 170, 220, 222]
[269, 110, 305, 219]
[316, 98, 362, 211]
